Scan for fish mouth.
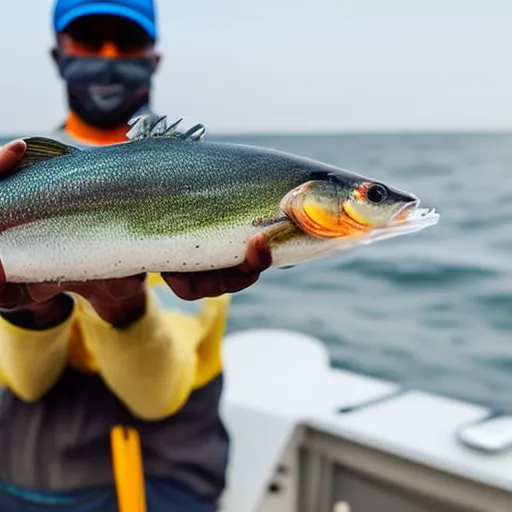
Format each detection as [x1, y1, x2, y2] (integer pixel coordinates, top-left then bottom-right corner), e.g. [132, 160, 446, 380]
[361, 204, 439, 245]
[391, 198, 420, 224]
[343, 200, 439, 249]
[391, 197, 439, 227]
[390, 195, 439, 229]
[401, 206, 440, 228]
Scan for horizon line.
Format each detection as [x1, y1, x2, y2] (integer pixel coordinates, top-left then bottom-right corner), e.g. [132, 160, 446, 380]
[1, 127, 512, 139]
[206, 127, 512, 137]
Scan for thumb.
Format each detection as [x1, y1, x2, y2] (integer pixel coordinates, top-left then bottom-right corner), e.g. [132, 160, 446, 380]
[237, 235, 272, 274]
[0, 140, 26, 174]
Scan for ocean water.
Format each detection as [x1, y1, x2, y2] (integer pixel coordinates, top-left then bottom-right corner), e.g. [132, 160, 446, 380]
[1, 132, 512, 410]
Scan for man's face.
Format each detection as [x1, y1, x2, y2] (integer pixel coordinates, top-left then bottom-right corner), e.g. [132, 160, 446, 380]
[56, 14, 159, 61]
[52, 14, 161, 128]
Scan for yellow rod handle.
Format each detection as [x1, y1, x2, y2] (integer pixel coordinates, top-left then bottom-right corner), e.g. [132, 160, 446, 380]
[110, 425, 147, 512]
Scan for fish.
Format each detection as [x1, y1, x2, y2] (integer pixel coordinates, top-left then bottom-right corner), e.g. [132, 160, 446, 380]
[0, 114, 439, 283]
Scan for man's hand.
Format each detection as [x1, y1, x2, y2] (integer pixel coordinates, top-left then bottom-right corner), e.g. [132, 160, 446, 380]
[0, 140, 71, 329]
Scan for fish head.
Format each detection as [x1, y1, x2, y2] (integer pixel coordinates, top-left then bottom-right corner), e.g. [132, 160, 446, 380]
[280, 168, 438, 240]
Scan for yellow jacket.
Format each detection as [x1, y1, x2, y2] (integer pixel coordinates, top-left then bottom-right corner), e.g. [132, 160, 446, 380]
[0, 273, 230, 420]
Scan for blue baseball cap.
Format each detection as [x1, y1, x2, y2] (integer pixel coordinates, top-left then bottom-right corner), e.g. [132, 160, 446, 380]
[53, 0, 157, 40]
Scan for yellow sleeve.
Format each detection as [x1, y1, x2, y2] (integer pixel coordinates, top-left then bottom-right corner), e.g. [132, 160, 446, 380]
[0, 306, 76, 402]
[75, 283, 230, 421]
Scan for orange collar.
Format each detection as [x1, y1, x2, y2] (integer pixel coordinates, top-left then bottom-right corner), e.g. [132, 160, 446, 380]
[64, 111, 129, 146]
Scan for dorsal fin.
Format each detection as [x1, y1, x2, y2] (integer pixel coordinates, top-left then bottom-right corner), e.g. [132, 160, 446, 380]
[18, 137, 80, 169]
[126, 114, 206, 142]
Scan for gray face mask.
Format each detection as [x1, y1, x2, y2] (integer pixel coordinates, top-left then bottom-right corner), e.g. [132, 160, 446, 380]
[56, 54, 156, 128]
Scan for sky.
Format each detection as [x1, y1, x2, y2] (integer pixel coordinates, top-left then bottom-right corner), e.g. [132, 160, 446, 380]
[0, 0, 511, 135]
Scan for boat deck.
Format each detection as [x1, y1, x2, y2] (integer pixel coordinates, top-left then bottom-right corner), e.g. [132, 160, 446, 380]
[219, 329, 512, 512]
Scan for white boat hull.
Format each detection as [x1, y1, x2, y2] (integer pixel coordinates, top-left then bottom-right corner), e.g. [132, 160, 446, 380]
[219, 329, 512, 512]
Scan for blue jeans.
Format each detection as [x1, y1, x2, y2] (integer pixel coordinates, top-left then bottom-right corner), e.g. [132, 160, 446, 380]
[0, 477, 217, 512]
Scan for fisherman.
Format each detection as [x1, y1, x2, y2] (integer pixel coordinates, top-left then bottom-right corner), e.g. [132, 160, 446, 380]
[0, 1, 271, 511]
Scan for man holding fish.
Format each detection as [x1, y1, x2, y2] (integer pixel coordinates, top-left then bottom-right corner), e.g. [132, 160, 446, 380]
[0, 1, 438, 511]
[0, 1, 272, 511]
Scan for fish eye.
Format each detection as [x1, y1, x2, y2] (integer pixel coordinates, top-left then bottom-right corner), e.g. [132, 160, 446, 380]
[365, 184, 388, 204]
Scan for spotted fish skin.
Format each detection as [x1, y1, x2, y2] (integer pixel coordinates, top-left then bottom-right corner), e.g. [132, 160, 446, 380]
[0, 116, 438, 283]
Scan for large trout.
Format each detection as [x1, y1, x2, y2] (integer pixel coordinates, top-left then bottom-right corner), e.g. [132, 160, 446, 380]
[0, 115, 439, 283]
